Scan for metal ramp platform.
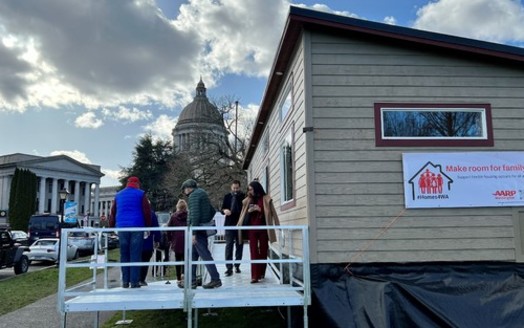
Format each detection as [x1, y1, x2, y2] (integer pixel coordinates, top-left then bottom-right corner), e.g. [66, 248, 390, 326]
[58, 225, 310, 328]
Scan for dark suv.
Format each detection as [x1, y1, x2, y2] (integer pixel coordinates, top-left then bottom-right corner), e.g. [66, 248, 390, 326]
[27, 214, 79, 245]
[0, 226, 29, 274]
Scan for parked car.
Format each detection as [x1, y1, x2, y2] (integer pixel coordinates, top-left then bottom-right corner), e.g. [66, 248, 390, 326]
[0, 226, 29, 274]
[27, 214, 79, 245]
[98, 232, 119, 250]
[68, 232, 96, 254]
[10, 230, 30, 246]
[25, 238, 78, 264]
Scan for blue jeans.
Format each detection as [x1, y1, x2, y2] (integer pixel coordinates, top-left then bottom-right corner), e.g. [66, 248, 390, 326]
[118, 231, 143, 285]
[192, 232, 220, 281]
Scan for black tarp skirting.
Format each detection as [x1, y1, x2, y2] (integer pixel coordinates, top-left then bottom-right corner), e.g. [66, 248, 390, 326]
[308, 262, 524, 328]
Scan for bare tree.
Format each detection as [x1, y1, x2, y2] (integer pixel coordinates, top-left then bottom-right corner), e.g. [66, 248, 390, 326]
[162, 96, 253, 208]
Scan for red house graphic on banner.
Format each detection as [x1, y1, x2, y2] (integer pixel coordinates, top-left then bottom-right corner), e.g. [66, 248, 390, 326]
[408, 161, 453, 201]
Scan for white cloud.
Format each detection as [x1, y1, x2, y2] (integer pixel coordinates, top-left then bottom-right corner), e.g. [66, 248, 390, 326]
[175, 0, 289, 78]
[102, 106, 153, 123]
[143, 114, 178, 142]
[101, 168, 122, 182]
[75, 112, 103, 129]
[0, 0, 294, 112]
[293, 3, 357, 18]
[0, 0, 200, 111]
[384, 16, 397, 25]
[3, 0, 521, 116]
[50, 150, 92, 164]
[414, 0, 524, 43]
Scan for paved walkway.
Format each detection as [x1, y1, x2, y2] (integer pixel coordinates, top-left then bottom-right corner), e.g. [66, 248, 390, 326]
[0, 264, 121, 328]
[0, 242, 252, 328]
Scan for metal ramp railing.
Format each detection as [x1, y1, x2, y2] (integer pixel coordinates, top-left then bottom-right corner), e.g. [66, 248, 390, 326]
[57, 225, 310, 328]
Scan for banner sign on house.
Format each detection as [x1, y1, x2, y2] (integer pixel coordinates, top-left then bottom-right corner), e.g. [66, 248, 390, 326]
[402, 152, 524, 208]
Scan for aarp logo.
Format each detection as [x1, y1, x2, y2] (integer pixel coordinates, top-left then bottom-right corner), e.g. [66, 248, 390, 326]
[492, 190, 517, 199]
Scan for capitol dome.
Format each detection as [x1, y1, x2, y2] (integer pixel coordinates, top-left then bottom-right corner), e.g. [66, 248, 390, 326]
[176, 79, 224, 126]
[172, 79, 228, 153]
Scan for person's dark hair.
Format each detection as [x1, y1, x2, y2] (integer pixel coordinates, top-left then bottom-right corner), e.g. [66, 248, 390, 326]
[248, 180, 266, 200]
[232, 179, 241, 186]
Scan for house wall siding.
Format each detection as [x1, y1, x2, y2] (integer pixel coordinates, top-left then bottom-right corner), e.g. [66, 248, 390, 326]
[247, 36, 309, 240]
[310, 32, 524, 263]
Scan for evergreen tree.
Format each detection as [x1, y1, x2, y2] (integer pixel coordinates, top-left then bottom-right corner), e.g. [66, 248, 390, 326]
[8, 168, 37, 230]
[120, 133, 174, 210]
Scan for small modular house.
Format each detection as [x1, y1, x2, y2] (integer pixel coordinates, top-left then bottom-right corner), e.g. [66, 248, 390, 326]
[243, 7, 524, 327]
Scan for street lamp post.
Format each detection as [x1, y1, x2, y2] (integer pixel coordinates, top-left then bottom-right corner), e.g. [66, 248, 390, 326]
[59, 188, 69, 222]
[57, 188, 69, 266]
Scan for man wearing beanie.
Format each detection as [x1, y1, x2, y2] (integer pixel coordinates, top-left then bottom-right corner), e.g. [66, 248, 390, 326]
[179, 179, 221, 289]
[109, 176, 152, 289]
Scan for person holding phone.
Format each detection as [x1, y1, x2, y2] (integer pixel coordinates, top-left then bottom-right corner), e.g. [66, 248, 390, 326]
[237, 180, 280, 283]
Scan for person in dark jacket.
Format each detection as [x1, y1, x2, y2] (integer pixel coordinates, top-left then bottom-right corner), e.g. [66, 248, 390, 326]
[167, 199, 188, 282]
[178, 179, 221, 289]
[140, 210, 161, 286]
[221, 180, 245, 276]
[109, 176, 152, 289]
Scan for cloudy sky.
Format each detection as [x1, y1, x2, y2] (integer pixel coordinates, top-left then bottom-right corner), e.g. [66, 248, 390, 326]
[1, 0, 523, 186]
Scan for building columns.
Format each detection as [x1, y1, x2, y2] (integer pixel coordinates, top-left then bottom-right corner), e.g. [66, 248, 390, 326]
[93, 183, 100, 217]
[38, 176, 47, 213]
[84, 182, 91, 215]
[1, 175, 12, 210]
[74, 181, 80, 206]
[51, 178, 58, 214]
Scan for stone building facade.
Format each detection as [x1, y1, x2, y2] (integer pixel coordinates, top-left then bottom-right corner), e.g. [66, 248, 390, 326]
[0, 153, 104, 223]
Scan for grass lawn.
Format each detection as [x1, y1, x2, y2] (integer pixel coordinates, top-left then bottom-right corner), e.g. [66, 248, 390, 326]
[102, 307, 288, 328]
[0, 249, 120, 316]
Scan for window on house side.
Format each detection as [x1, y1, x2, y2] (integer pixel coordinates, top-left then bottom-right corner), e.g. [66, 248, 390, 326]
[280, 87, 292, 122]
[375, 103, 493, 147]
[280, 132, 293, 203]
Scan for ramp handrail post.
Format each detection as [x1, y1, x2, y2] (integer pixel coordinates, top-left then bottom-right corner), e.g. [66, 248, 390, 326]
[302, 226, 311, 328]
[57, 228, 68, 314]
[186, 224, 193, 328]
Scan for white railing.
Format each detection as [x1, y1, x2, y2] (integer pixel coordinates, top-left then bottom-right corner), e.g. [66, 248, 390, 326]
[57, 224, 310, 328]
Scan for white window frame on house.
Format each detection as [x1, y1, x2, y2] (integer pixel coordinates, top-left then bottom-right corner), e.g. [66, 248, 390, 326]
[280, 126, 295, 210]
[262, 133, 269, 155]
[375, 103, 494, 147]
[260, 165, 268, 194]
[279, 79, 293, 122]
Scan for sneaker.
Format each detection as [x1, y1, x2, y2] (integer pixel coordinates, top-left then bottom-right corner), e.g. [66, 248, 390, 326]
[235, 267, 241, 274]
[130, 283, 141, 288]
[139, 281, 148, 286]
[122, 282, 130, 288]
[202, 279, 222, 289]
[177, 281, 197, 289]
[225, 269, 233, 277]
